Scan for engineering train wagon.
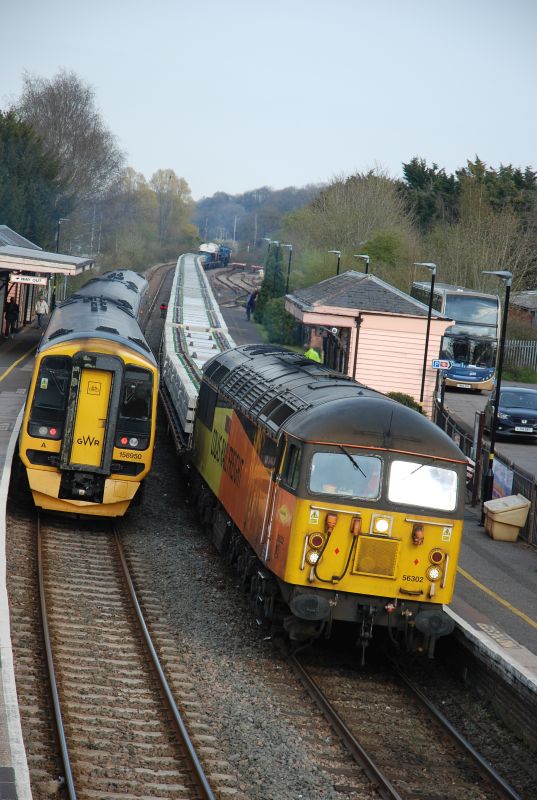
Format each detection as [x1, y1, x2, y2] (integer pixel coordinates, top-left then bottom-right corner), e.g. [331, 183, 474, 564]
[186, 344, 467, 658]
[19, 270, 158, 517]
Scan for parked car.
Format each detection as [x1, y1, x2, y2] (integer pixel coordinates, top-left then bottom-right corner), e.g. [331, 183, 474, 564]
[484, 386, 537, 439]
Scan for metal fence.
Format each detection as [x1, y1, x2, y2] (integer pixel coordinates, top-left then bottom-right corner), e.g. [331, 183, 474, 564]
[504, 339, 537, 371]
[434, 401, 537, 548]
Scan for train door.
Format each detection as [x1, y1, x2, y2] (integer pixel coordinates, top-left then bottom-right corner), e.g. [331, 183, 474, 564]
[69, 368, 112, 467]
[60, 353, 123, 475]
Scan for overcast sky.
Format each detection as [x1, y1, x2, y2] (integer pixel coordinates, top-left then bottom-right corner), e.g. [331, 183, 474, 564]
[2, 0, 536, 200]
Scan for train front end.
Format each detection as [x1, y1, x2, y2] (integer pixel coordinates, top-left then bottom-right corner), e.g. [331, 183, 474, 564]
[20, 338, 158, 517]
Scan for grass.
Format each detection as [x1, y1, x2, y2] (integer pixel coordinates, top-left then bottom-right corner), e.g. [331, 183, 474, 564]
[502, 365, 537, 383]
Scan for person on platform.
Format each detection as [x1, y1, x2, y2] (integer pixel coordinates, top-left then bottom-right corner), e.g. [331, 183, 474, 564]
[245, 291, 258, 321]
[35, 295, 49, 328]
[160, 303, 168, 318]
[304, 344, 321, 362]
[4, 297, 19, 338]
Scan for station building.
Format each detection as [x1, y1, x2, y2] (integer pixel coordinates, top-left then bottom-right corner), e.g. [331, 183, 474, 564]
[285, 270, 454, 417]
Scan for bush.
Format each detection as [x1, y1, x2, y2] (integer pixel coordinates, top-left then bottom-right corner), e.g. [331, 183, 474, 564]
[262, 298, 300, 345]
[386, 391, 421, 411]
[502, 365, 537, 383]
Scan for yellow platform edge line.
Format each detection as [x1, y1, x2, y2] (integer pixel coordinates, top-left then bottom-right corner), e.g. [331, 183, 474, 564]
[457, 565, 537, 630]
[0, 345, 36, 383]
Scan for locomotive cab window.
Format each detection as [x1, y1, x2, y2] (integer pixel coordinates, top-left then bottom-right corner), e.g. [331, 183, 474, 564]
[309, 450, 382, 500]
[281, 442, 301, 490]
[28, 356, 72, 439]
[388, 460, 458, 511]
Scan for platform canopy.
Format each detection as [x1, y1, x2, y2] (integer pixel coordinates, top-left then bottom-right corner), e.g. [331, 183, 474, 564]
[0, 225, 94, 279]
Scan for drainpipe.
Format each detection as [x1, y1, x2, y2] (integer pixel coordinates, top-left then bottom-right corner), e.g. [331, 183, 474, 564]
[352, 314, 362, 380]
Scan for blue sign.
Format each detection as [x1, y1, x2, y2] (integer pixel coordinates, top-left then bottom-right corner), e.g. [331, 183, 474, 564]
[432, 359, 452, 369]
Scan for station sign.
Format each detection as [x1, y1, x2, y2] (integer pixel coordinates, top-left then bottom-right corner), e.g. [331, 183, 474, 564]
[10, 274, 48, 286]
[432, 359, 452, 369]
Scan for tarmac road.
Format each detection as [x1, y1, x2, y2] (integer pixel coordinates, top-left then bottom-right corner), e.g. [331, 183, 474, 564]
[444, 383, 537, 477]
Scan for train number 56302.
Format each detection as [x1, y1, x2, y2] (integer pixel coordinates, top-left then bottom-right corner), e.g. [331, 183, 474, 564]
[402, 575, 424, 582]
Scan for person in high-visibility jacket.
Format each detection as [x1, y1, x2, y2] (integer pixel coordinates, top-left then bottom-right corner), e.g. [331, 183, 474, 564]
[304, 345, 321, 362]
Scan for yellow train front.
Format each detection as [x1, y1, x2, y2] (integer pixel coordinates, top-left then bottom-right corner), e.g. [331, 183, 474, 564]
[189, 344, 467, 656]
[20, 270, 158, 517]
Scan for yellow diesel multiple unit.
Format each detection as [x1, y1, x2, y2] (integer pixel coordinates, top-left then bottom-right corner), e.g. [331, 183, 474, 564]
[189, 344, 467, 656]
[20, 271, 158, 517]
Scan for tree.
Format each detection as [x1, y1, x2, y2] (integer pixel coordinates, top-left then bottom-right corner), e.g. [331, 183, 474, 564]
[149, 169, 194, 247]
[399, 157, 459, 231]
[0, 110, 69, 247]
[15, 69, 124, 206]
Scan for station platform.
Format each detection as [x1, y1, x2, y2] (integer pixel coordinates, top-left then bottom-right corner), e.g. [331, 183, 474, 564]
[0, 316, 536, 799]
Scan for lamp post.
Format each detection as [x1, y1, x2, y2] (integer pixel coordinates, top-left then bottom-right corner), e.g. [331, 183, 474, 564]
[56, 218, 70, 253]
[481, 270, 512, 518]
[354, 254, 370, 274]
[328, 249, 341, 276]
[282, 244, 293, 293]
[414, 262, 437, 415]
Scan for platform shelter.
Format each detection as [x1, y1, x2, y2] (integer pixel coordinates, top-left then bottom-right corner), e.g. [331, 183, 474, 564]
[0, 225, 94, 335]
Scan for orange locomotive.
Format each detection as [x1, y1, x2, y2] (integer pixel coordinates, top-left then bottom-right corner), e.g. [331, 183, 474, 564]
[186, 344, 467, 658]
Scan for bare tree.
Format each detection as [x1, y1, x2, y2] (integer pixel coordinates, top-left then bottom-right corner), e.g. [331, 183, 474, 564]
[15, 69, 124, 205]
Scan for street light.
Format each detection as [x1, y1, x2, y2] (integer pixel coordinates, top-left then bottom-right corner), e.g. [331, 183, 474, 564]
[481, 270, 512, 519]
[56, 218, 70, 253]
[328, 249, 341, 276]
[282, 244, 293, 293]
[354, 254, 370, 274]
[414, 262, 437, 415]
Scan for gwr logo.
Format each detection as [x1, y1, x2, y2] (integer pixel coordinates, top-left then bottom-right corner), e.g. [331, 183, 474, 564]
[77, 435, 100, 446]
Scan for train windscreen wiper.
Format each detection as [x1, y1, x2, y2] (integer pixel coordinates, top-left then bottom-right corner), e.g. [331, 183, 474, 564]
[338, 445, 367, 478]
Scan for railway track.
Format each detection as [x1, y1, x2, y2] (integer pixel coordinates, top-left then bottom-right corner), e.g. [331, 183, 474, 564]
[288, 649, 522, 800]
[37, 514, 215, 800]
[210, 266, 257, 306]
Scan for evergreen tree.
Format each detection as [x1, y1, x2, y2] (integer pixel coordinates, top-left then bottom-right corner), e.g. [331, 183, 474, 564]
[0, 110, 69, 247]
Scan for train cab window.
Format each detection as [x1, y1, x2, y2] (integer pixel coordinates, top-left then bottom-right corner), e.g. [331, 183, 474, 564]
[121, 370, 152, 419]
[31, 356, 72, 411]
[388, 460, 457, 511]
[28, 356, 72, 438]
[309, 451, 382, 499]
[281, 443, 301, 490]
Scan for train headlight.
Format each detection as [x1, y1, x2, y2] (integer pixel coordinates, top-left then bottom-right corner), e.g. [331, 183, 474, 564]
[128, 437, 139, 447]
[426, 565, 442, 582]
[120, 436, 129, 445]
[38, 426, 48, 436]
[429, 549, 444, 564]
[306, 550, 320, 565]
[371, 515, 392, 535]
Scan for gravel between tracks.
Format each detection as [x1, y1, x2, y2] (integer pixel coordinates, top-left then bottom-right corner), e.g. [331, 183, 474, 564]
[120, 414, 374, 800]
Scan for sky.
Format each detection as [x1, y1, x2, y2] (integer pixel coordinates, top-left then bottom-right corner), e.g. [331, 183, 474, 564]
[2, 0, 536, 200]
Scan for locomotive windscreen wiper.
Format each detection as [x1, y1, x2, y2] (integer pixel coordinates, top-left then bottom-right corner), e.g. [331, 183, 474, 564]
[338, 445, 367, 478]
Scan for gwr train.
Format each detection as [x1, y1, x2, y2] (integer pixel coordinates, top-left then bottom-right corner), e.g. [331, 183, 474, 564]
[161, 255, 467, 657]
[19, 270, 158, 517]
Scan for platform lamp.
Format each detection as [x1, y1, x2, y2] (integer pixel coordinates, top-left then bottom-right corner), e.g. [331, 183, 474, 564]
[481, 270, 512, 519]
[281, 243, 293, 293]
[414, 262, 437, 415]
[354, 254, 370, 274]
[328, 249, 341, 276]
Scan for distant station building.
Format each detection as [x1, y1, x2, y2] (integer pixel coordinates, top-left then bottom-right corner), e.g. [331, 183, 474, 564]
[509, 290, 537, 328]
[0, 225, 94, 333]
[285, 271, 453, 417]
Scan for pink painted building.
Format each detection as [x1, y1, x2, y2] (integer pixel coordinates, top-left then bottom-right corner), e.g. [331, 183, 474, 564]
[285, 271, 454, 418]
